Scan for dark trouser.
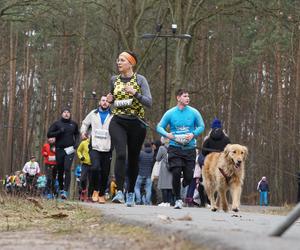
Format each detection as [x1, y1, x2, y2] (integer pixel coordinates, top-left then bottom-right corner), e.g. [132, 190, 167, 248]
[80, 163, 91, 191]
[109, 116, 146, 193]
[186, 178, 197, 198]
[89, 150, 112, 196]
[151, 178, 162, 205]
[168, 146, 196, 200]
[161, 189, 173, 203]
[45, 164, 57, 195]
[56, 148, 75, 192]
[198, 182, 207, 206]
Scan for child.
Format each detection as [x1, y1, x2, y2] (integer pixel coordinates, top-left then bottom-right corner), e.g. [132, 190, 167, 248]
[36, 174, 47, 197]
[42, 137, 57, 199]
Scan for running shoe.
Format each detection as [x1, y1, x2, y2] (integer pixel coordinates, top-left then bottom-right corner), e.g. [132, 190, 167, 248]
[98, 195, 106, 204]
[92, 191, 99, 202]
[112, 190, 125, 203]
[126, 192, 135, 207]
[61, 191, 68, 200]
[174, 199, 183, 209]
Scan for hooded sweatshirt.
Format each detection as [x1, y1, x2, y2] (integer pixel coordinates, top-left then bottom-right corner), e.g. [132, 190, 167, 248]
[138, 146, 154, 177]
[202, 128, 231, 156]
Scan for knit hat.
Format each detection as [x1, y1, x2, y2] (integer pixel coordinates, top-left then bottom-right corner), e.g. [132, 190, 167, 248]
[211, 118, 222, 129]
[61, 107, 71, 113]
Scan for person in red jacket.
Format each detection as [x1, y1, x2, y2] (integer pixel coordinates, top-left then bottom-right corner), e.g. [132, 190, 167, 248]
[42, 137, 57, 199]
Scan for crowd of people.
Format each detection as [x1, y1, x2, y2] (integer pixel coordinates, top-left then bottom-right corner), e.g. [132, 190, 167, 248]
[2, 50, 265, 208]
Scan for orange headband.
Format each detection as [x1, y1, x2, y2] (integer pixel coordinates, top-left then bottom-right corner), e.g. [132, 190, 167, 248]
[120, 52, 137, 66]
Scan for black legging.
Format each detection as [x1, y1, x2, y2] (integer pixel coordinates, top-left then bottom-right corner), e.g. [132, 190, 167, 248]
[109, 116, 146, 193]
[56, 148, 75, 192]
[89, 150, 112, 195]
[161, 189, 173, 203]
[171, 166, 194, 200]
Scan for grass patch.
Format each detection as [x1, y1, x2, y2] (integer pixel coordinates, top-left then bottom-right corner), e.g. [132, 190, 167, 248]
[0, 195, 206, 250]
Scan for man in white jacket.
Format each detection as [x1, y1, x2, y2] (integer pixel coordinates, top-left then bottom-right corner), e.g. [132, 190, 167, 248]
[81, 95, 113, 203]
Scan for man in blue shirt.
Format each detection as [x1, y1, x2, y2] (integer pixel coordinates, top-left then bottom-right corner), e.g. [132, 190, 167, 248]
[157, 89, 205, 209]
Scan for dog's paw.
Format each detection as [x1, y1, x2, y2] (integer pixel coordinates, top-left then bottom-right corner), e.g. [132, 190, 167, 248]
[232, 207, 239, 212]
[211, 207, 218, 212]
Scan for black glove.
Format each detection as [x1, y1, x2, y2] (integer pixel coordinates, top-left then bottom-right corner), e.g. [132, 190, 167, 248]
[80, 156, 85, 161]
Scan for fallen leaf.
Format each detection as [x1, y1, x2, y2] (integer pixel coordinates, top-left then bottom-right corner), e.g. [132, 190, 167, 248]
[157, 214, 172, 223]
[26, 197, 43, 209]
[177, 214, 192, 221]
[46, 212, 69, 219]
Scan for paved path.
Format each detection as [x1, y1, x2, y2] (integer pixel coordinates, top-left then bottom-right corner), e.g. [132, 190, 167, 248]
[82, 203, 300, 250]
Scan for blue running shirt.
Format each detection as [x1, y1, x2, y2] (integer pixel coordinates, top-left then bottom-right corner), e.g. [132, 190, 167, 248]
[156, 106, 205, 149]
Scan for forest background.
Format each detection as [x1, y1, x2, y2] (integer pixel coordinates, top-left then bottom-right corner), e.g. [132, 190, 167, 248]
[0, 0, 299, 205]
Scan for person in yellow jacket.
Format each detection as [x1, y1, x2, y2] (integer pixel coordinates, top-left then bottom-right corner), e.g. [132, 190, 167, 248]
[77, 138, 91, 201]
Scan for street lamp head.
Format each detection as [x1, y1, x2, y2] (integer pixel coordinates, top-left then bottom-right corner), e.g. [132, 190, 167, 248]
[156, 23, 163, 32]
[92, 90, 96, 99]
[171, 24, 177, 34]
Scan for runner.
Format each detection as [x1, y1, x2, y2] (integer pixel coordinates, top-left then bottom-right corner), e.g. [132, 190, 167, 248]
[107, 51, 152, 207]
[156, 89, 205, 209]
[47, 107, 79, 199]
[81, 95, 113, 204]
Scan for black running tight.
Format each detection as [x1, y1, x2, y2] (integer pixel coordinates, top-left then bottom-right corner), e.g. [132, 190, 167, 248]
[109, 116, 146, 193]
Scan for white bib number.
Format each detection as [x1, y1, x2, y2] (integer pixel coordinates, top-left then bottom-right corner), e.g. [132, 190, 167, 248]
[64, 146, 75, 155]
[48, 155, 56, 162]
[95, 129, 108, 139]
[114, 99, 133, 108]
[175, 134, 189, 145]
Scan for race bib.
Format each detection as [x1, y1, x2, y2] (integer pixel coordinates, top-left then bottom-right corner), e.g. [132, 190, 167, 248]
[48, 155, 56, 162]
[64, 146, 75, 155]
[114, 99, 133, 108]
[174, 134, 189, 145]
[95, 129, 108, 139]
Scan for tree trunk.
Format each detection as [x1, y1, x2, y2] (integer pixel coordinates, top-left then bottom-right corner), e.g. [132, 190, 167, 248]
[6, 24, 17, 174]
[21, 39, 30, 165]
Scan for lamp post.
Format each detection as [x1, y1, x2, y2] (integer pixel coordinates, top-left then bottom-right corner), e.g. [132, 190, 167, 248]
[141, 24, 191, 111]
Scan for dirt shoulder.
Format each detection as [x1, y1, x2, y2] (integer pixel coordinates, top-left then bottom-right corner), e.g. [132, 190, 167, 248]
[0, 196, 206, 250]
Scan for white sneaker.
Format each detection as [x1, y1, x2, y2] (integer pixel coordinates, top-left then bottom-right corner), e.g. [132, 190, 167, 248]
[158, 202, 166, 207]
[174, 199, 183, 209]
[164, 203, 171, 207]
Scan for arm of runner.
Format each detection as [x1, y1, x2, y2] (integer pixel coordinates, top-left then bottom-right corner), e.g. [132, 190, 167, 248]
[47, 122, 62, 138]
[132, 75, 152, 108]
[192, 109, 205, 137]
[80, 111, 92, 139]
[156, 111, 173, 138]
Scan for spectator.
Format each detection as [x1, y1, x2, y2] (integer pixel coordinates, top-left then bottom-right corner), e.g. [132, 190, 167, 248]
[134, 142, 154, 205]
[257, 176, 269, 206]
[202, 118, 231, 157]
[36, 174, 47, 196]
[151, 139, 162, 205]
[157, 137, 173, 207]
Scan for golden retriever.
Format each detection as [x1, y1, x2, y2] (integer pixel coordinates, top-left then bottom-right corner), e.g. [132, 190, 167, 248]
[202, 144, 248, 212]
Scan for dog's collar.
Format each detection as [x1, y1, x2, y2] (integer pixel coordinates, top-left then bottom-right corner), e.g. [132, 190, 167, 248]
[218, 168, 231, 184]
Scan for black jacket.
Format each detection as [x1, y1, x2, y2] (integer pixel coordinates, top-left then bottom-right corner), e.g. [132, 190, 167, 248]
[47, 118, 79, 149]
[202, 129, 231, 156]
